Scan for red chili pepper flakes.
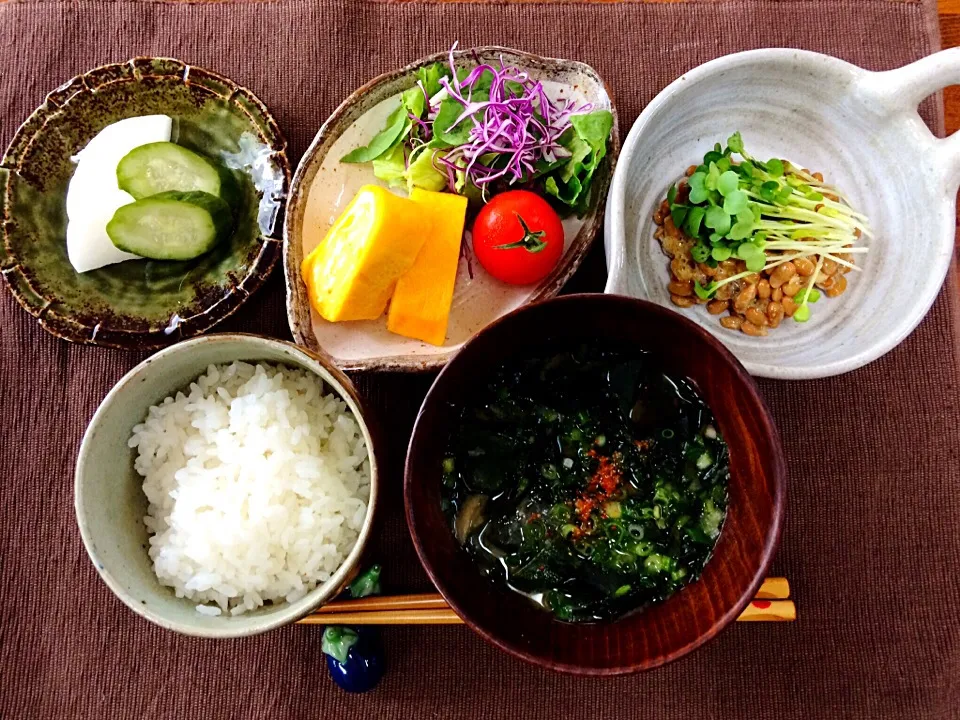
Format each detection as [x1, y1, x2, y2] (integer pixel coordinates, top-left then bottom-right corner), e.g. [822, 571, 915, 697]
[635, 438, 654, 451]
[570, 450, 624, 539]
[527, 512, 541, 524]
[587, 450, 623, 496]
[573, 497, 595, 533]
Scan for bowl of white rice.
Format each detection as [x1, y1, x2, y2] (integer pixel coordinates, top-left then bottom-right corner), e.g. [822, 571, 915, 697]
[74, 333, 378, 637]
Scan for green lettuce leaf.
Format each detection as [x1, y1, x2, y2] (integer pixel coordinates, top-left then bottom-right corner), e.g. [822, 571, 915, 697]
[433, 98, 471, 147]
[571, 109, 614, 155]
[416, 62, 449, 98]
[543, 174, 582, 206]
[404, 144, 448, 193]
[340, 105, 408, 164]
[454, 170, 484, 206]
[372, 144, 406, 188]
[401, 85, 425, 119]
[539, 109, 613, 215]
[341, 80, 428, 166]
[559, 133, 591, 184]
[531, 157, 567, 179]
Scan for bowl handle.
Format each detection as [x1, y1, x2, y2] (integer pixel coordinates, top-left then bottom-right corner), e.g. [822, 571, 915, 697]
[859, 48, 960, 186]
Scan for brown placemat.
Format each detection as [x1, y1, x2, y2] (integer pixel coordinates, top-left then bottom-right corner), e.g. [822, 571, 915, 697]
[2, 0, 959, 718]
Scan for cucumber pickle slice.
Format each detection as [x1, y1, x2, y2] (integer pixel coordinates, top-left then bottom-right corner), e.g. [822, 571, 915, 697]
[106, 191, 232, 260]
[117, 142, 233, 201]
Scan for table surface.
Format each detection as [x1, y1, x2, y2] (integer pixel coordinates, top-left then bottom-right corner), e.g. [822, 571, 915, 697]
[0, 2, 956, 719]
[0, 0, 957, 124]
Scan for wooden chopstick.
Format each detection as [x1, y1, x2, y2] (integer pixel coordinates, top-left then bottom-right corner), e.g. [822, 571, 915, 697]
[318, 593, 449, 614]
[298, 577, 793, 625]
[753, 576, 790, 600]
[737, 600, 796, 622]
[300, 608, 466, 625]
[298, 600, 796, 625]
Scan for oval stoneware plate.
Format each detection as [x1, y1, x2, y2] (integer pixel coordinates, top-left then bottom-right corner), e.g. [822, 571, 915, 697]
[284, 46, 619, 372]
[1, 58, 290, 349]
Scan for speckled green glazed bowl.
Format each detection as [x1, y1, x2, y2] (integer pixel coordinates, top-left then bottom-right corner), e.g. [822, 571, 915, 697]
[74, 333, 380, 638]
[1, 58, 290, 348]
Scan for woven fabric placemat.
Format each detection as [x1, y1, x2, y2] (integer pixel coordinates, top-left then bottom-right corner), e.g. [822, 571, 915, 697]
[1, 1, 958, 718]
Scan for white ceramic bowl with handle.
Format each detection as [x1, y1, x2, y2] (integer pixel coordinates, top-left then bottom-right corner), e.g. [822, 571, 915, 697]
[605, 49, 960, 379]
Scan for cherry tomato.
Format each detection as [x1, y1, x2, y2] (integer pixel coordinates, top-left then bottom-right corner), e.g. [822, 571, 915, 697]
[472, 190, 564, 285]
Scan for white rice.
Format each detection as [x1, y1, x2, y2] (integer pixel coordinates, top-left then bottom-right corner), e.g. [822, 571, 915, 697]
[128, 361, 370, 617]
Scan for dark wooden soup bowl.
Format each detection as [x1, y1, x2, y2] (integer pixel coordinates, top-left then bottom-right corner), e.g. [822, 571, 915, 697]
[404, 294, 786, 674]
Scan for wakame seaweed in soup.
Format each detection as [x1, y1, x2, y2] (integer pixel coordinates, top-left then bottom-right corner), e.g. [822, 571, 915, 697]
[441, 345, 730, 622]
